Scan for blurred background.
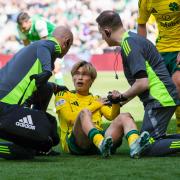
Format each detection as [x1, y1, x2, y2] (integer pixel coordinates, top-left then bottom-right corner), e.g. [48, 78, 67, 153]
[0, 0, 157, 54]
[0, 0, 158, 120]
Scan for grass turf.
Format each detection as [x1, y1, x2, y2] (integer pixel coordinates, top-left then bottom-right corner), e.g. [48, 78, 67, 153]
[0, 72, 179, 180]
[0, 120, 179, 180]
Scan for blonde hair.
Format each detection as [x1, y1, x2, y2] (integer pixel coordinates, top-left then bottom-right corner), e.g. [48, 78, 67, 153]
[71, 60, 97, 81]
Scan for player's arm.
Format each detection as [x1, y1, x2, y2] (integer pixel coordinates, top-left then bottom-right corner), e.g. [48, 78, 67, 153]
[89, 96, 111, 112]
[101, 91, 120, 120]
[31, 43, 54, 87]
[122, 77, 148, 101]
[17, 25, 30, 46]
[137, 0, 151, 37]
[35, 20, 49, 39]
[55, 91, 79, 124]
[100, 104, 120, 121]
[23, 39, 30, 46]
[121, 39, 148, 101]
[55, 93, 104, 124]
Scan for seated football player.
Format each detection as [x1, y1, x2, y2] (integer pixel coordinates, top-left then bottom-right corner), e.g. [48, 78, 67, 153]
[55, 60, 150, 158]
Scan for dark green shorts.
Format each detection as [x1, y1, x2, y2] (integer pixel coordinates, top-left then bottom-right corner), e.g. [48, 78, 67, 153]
[66, 131, 122, 155]
[160, 51, 180, 76]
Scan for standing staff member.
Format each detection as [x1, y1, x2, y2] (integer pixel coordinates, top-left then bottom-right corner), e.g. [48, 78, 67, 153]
[96, 10, 180, 157]
[137, 0, 180, 133]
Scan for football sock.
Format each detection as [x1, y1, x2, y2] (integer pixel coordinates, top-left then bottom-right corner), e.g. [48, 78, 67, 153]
[88, 128, 104, 148]
[126, 130, 140, 146]
[175, 106, 180, 133]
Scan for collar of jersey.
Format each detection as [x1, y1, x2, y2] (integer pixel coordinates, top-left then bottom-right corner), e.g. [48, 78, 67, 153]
[120, 31, 130, 45]
[48, 37, 62, 54]
[71, 90, 92, 96]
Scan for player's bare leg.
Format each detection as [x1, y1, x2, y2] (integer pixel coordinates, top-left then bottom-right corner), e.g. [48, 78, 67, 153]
[105, 113, 150, 158]
[73, 109, 94, 149]
[73, 109, 112, 157]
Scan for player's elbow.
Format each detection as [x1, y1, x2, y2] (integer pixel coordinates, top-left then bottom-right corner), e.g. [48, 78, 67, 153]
[136, 78, 149, 91]
[141, 78, 149, 91]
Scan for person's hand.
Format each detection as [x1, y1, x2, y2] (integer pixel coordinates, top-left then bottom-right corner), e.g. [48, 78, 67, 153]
[30, 71, 52, 87]
[97, 97, 110, 105]
[107, 91, 128, 104]
[111, 90, 121, 100]
[107, 91, 121, 104]
[176, 52, 180, 66]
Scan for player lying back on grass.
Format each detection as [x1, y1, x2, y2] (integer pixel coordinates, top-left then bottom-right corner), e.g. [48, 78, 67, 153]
[55, 60, 150, 158]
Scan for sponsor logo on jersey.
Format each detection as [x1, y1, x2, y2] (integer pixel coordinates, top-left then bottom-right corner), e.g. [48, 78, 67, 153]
[56, 99, 66, 106]
[71, 101, 79, 106]
[151, 8, 158, 13]
[169, 2, 179, 11]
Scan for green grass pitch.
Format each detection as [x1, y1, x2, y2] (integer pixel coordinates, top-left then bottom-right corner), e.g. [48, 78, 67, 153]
[0, 72, 179, 180]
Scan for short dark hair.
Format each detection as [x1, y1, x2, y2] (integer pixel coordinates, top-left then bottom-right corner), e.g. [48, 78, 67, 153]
[17, 12, 30, 25]
[96, 10, 123, 30]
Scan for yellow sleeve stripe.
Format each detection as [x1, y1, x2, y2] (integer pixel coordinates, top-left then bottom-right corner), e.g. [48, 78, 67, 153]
[57, 91, 65, 97]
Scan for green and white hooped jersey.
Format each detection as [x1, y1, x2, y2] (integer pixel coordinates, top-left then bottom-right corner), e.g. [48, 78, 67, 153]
[18, 15, 56, 41]
[120, 31, 179, 108]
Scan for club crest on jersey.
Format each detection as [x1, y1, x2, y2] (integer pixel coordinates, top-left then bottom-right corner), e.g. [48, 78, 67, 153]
[169, 2, 179, 11]
[56, 99, 66, 106]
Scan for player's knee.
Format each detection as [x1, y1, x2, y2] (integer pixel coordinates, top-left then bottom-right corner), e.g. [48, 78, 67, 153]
[120, 112, 133, 119]
[116, 113, 133, 124]
[114, 113, 130, 125]
[79, 109, 92, 119]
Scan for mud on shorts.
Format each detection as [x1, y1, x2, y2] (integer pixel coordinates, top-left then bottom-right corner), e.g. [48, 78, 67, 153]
[160, 51, 180, 76]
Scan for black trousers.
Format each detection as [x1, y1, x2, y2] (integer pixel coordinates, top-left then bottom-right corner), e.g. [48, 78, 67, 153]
[0, 83, 59, 159]
[141, 106, 180, 156]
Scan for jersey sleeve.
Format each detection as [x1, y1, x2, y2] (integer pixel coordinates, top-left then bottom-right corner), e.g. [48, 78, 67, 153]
[121, 38, 146, 77]
[37, 43, 52, 72]
[55, 91, 78, 124]
[137, 0, 151, 24]
[100, 104, 120, 121]
[35, 20, 48, 38]
[55, 92, 103, 124]
[88, 100, 103, 112]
